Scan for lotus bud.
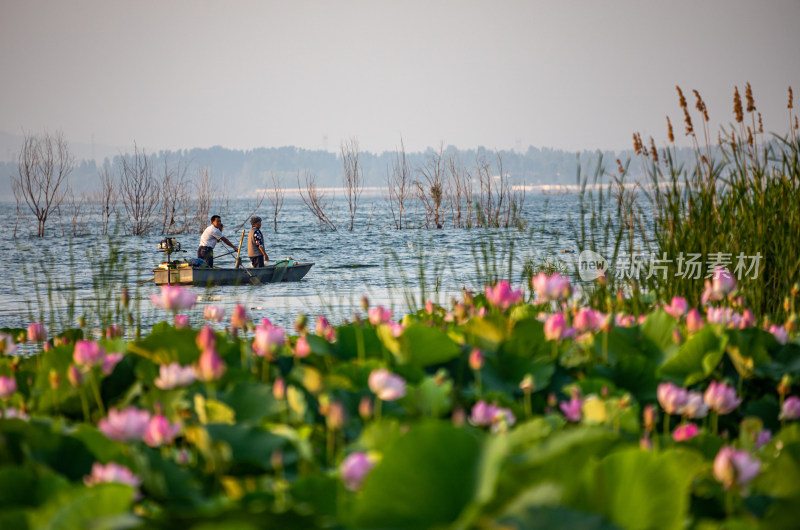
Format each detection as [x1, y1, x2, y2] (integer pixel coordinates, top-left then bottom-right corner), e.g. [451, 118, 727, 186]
[778, 374, 792, 396]
[327, 401, 346, 431]
[791, 282, 800, 297]
[271, 450, 284, 470]
[784, 297, 792, 313]
[318, 394, 330, 416]
[48, 369, 60, 390]
[174, 314, 189, 329]
[294, 312, 308, 333]
[425, 300, 434, 314]
[273, 377, 286, 400]
[673, 423, 700, 442]
[27, 323, 46, 342]
[520, 374, 535, 393]
[68, 365, 84, 387]
[230, 304, 248, 329]
[0, 376, 17, 400]
[469, 349, 484, 371]
[780, 396, 800, 420]
[196, 326, 216, 351]
[359, 396, 372, 419]
[686, 308, 704, 334]
[643, 404, 657, 431]
[434, 368, 448, 386]
[451, 407, 465, 427]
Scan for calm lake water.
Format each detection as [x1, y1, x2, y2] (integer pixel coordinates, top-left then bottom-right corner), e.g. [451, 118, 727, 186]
[1, 192, 647, 334]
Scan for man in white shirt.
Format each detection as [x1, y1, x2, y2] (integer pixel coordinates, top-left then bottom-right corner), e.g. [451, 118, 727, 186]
[197, 215, 236, 267]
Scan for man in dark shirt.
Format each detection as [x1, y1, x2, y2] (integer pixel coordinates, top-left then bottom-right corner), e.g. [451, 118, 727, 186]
[247, 216, 268, 268]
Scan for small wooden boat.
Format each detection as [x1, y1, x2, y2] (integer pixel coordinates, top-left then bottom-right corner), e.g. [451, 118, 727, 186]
[154, 260, 314, 286]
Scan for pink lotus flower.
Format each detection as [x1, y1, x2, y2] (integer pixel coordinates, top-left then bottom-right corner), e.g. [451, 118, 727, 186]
[102, 353, 124, 376]
[105, 325, 125, 339]
[469, 349, 484, 371]
[368, 306, 393, 325]
[150, 285, 197, 311]
[368, 369, 406, 401]
[738, 309, 756, 329]
[316, 315, 335, 341]
[84, 462, 141, 488]
[704, 381, 742, 414]
[174, 314, 189, 329]
[425, 300, 434, 314]
[469, 400, 517, 430]
[387, 321, 404, 338]
[27, 322, 46, 342]
[0, 376, 17, 400]
[294, 335, 311, 358]
[768, 324, 789, 345]
[672, 423, 700, 442]
[780, 396, 800, 420]
[680, 391, 709, 418]
[573, 308, 604, 333]
[253, 323, 286, 356]
[154, 362, 196, 390]
[230, 304, 249, 329]
[98, 407, 152, 442]
[531, 272, 571, 303]
[485, 281, 523, 310]
[143, 414, 182, 447]
[657, 382, 688, 415]
[615, 314, 637, 327]
[196, 325, 216, 351]
[544, 313, 573, 342]
[664, 297, 688, 319]
[67, 365, 84, 387]
[713, 446, 760, 490]
[203, 305, 225, 322]
[195, 348, 226, 382]
[686, 308, 705, 334]
[340, 452, 375, 491]
[702, 267, 737, 304]
[559, 393, 583, 422]
[73, 340, 105, 366]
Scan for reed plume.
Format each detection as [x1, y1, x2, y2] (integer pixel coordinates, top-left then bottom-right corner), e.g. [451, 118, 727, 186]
[693, 89, 709, 122]
[676, 86, 694, 136]
[667, 116, 674, 143]
[745, 82, 756, 112]
[733, 87, 744, 123]
[789, 86, 794, 109]
[650, 137, 659, 164]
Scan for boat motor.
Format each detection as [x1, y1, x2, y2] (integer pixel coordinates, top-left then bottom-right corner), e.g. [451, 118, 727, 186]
[157, 238, 186, 284]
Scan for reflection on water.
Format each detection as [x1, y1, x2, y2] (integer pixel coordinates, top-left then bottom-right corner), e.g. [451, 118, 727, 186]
[2, 194, 647, 332]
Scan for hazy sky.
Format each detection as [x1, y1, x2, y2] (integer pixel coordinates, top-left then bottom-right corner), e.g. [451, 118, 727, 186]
[1, 0, 799, 155]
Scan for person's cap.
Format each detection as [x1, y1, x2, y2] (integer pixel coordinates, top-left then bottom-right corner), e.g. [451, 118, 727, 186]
[251, 216, 262, 225]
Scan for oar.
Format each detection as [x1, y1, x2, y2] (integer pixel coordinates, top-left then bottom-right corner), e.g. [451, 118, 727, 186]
[234, 229, 261, 286]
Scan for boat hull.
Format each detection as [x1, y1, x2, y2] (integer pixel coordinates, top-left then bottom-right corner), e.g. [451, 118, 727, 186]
[153, 262, 313, 286]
